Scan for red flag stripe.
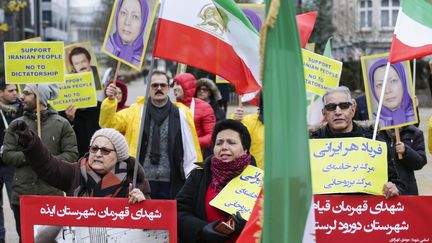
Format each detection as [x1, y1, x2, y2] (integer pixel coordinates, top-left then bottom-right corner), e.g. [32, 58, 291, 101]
[389, 35, 432, 63]
[153, 19, 261, 94]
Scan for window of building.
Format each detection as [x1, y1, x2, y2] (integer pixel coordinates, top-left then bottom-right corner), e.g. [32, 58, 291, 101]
[360, 0, 372, 29]
[42, 10, 52, 27]
[381, 0, 399, 28]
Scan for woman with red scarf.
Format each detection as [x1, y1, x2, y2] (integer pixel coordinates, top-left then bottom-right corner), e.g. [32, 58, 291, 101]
[177, 120, 254, 243]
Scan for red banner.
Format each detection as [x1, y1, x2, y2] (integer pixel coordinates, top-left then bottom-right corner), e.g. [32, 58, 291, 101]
[315, 195, 432, 243]
[21, 196, 177, 243]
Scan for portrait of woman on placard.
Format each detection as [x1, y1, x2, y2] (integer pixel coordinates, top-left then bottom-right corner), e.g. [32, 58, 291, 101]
[368, 58, 416, 127]
[105, 0, 149, 67]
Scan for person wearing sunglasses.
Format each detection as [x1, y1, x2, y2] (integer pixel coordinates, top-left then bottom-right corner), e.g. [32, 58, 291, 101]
[99, 70, 202, 199]
[310, 86, 406, 199]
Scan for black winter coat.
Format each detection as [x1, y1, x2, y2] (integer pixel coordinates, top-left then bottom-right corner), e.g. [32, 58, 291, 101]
[385, 126, 426, 195]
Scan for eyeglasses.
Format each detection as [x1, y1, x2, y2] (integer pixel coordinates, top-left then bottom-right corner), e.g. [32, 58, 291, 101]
[324, 102, 352, 111]
[89, 145, 116, 155]
[150, 83, 168, 89]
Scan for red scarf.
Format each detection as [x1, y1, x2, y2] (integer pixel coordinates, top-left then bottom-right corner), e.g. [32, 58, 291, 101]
[210, 153, 251, 192]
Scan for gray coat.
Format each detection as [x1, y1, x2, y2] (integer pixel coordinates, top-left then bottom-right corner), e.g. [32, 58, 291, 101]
[2, 106, 78, 205]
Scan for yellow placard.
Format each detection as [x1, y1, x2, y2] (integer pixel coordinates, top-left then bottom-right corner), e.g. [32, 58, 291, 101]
[303, 48, 342, 96]
[102, 0, 159, 71]
[50, 73, 97, 111]
[4, 42, 65, 84]
[209, 165, 263, 220]
[360, 53, 418, 130]
[309, 137, 388, 195]
[215, 76, 230, 84]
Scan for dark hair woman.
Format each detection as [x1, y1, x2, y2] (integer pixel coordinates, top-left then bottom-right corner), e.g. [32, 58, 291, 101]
[177, 119, 253, 243]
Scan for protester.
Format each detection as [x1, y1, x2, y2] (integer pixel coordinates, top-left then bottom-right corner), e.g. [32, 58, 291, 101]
[309, 86, 405, 198]
[105, 0, 149, 66]
[177, 120, 252, 243]
[99, 70, 202, 199]
[173, 73, 216, 153]
[68, 46, 102, 90]
[232, 94, 264, 169]
[353, 93, 369, 121]
[196, 78, 226, 122]
[60, 102, 102, 158]
[104, 80, 129, 111]
[9, 124, 150, 242]
[384, 126, 426, 195]
[2, 84, 78, 240]
[0, 79, 22, 243]
[368, 59, 415, 126]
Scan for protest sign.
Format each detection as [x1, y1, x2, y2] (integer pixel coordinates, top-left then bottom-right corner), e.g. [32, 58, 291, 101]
[309, 137, 387, 195]
[314, 195, 432, 243]
[303, 48, 342, 96]
[361, 53, 418, 130]
[50, 73, 97, 111]
[21, 196, 177, 243]
[65, 42, 103, 90]
[102, 0, 158, 70]
[210, 165, 263, 220]
[4, 41, 65, 84]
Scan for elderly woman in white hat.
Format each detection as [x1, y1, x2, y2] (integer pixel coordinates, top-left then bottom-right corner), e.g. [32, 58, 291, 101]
[8, 120, 150, 202]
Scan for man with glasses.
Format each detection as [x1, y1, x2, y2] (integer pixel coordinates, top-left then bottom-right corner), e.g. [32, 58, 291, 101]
[2, 84, 78, 240]
[99, 70, 202, 199]
[310, 86, 405, 199]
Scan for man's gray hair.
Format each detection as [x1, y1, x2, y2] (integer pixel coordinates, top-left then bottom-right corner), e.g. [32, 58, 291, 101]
[322, 86, 352, 105]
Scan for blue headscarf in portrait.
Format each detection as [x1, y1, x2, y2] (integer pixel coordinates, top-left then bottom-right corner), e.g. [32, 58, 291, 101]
[110, 0, 149, 65]
[241, 8, 262, 32]
[368, 58, 415, 126]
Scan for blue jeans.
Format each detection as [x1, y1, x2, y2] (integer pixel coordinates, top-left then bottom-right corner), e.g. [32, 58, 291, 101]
[0, 165, 14, 240]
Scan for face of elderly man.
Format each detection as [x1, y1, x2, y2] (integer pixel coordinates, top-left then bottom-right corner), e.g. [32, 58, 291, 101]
[322, 91, 357, 133]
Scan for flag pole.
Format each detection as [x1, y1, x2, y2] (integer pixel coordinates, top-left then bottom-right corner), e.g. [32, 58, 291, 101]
[36, 84, 41, 138]
[413, 59, 416, 95]
[132, 58, 155, 188]
[372, 62, 391, 140]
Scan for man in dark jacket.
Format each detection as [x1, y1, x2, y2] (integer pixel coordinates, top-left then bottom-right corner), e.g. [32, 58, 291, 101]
[385, 126, 426, 195]
[310, 86, 405, 198]
[0, 79, 23, 243]
[2, 83, 78, 240]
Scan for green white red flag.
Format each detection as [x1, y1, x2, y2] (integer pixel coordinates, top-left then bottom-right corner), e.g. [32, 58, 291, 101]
[153, 0, 261, 95]
[389, 0, 432, 63]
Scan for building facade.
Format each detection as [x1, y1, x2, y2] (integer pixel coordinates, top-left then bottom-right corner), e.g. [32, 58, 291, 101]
[332, 0, 399, 61]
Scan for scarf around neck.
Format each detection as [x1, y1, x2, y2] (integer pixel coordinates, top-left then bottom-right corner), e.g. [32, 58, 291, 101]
[76, 158, 128, 198]
[210, 153, 251, 192]
[143, 99, 172, 165]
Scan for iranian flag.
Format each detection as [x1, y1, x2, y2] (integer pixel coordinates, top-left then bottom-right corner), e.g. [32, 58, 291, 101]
[153, 0, 261, 95]
[388, 0, 432, 63]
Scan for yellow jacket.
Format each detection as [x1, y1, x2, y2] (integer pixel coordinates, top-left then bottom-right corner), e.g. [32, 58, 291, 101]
[428, 117, 432, 154]
[99, 97, 202, 174]
[230, 113, 264, 169]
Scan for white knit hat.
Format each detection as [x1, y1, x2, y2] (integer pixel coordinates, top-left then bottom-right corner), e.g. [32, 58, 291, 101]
[90, 128, 129, 161]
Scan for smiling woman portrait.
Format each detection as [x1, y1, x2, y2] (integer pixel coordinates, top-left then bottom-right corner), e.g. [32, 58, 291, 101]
[367, 58, 416, 127]
[105, 0, 149, 67]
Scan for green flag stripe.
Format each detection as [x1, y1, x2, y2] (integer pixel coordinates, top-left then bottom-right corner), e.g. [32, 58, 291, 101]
[263, 0, 312, 242]
[401, 0, 432, 29]
[213, 0, 259, 35]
